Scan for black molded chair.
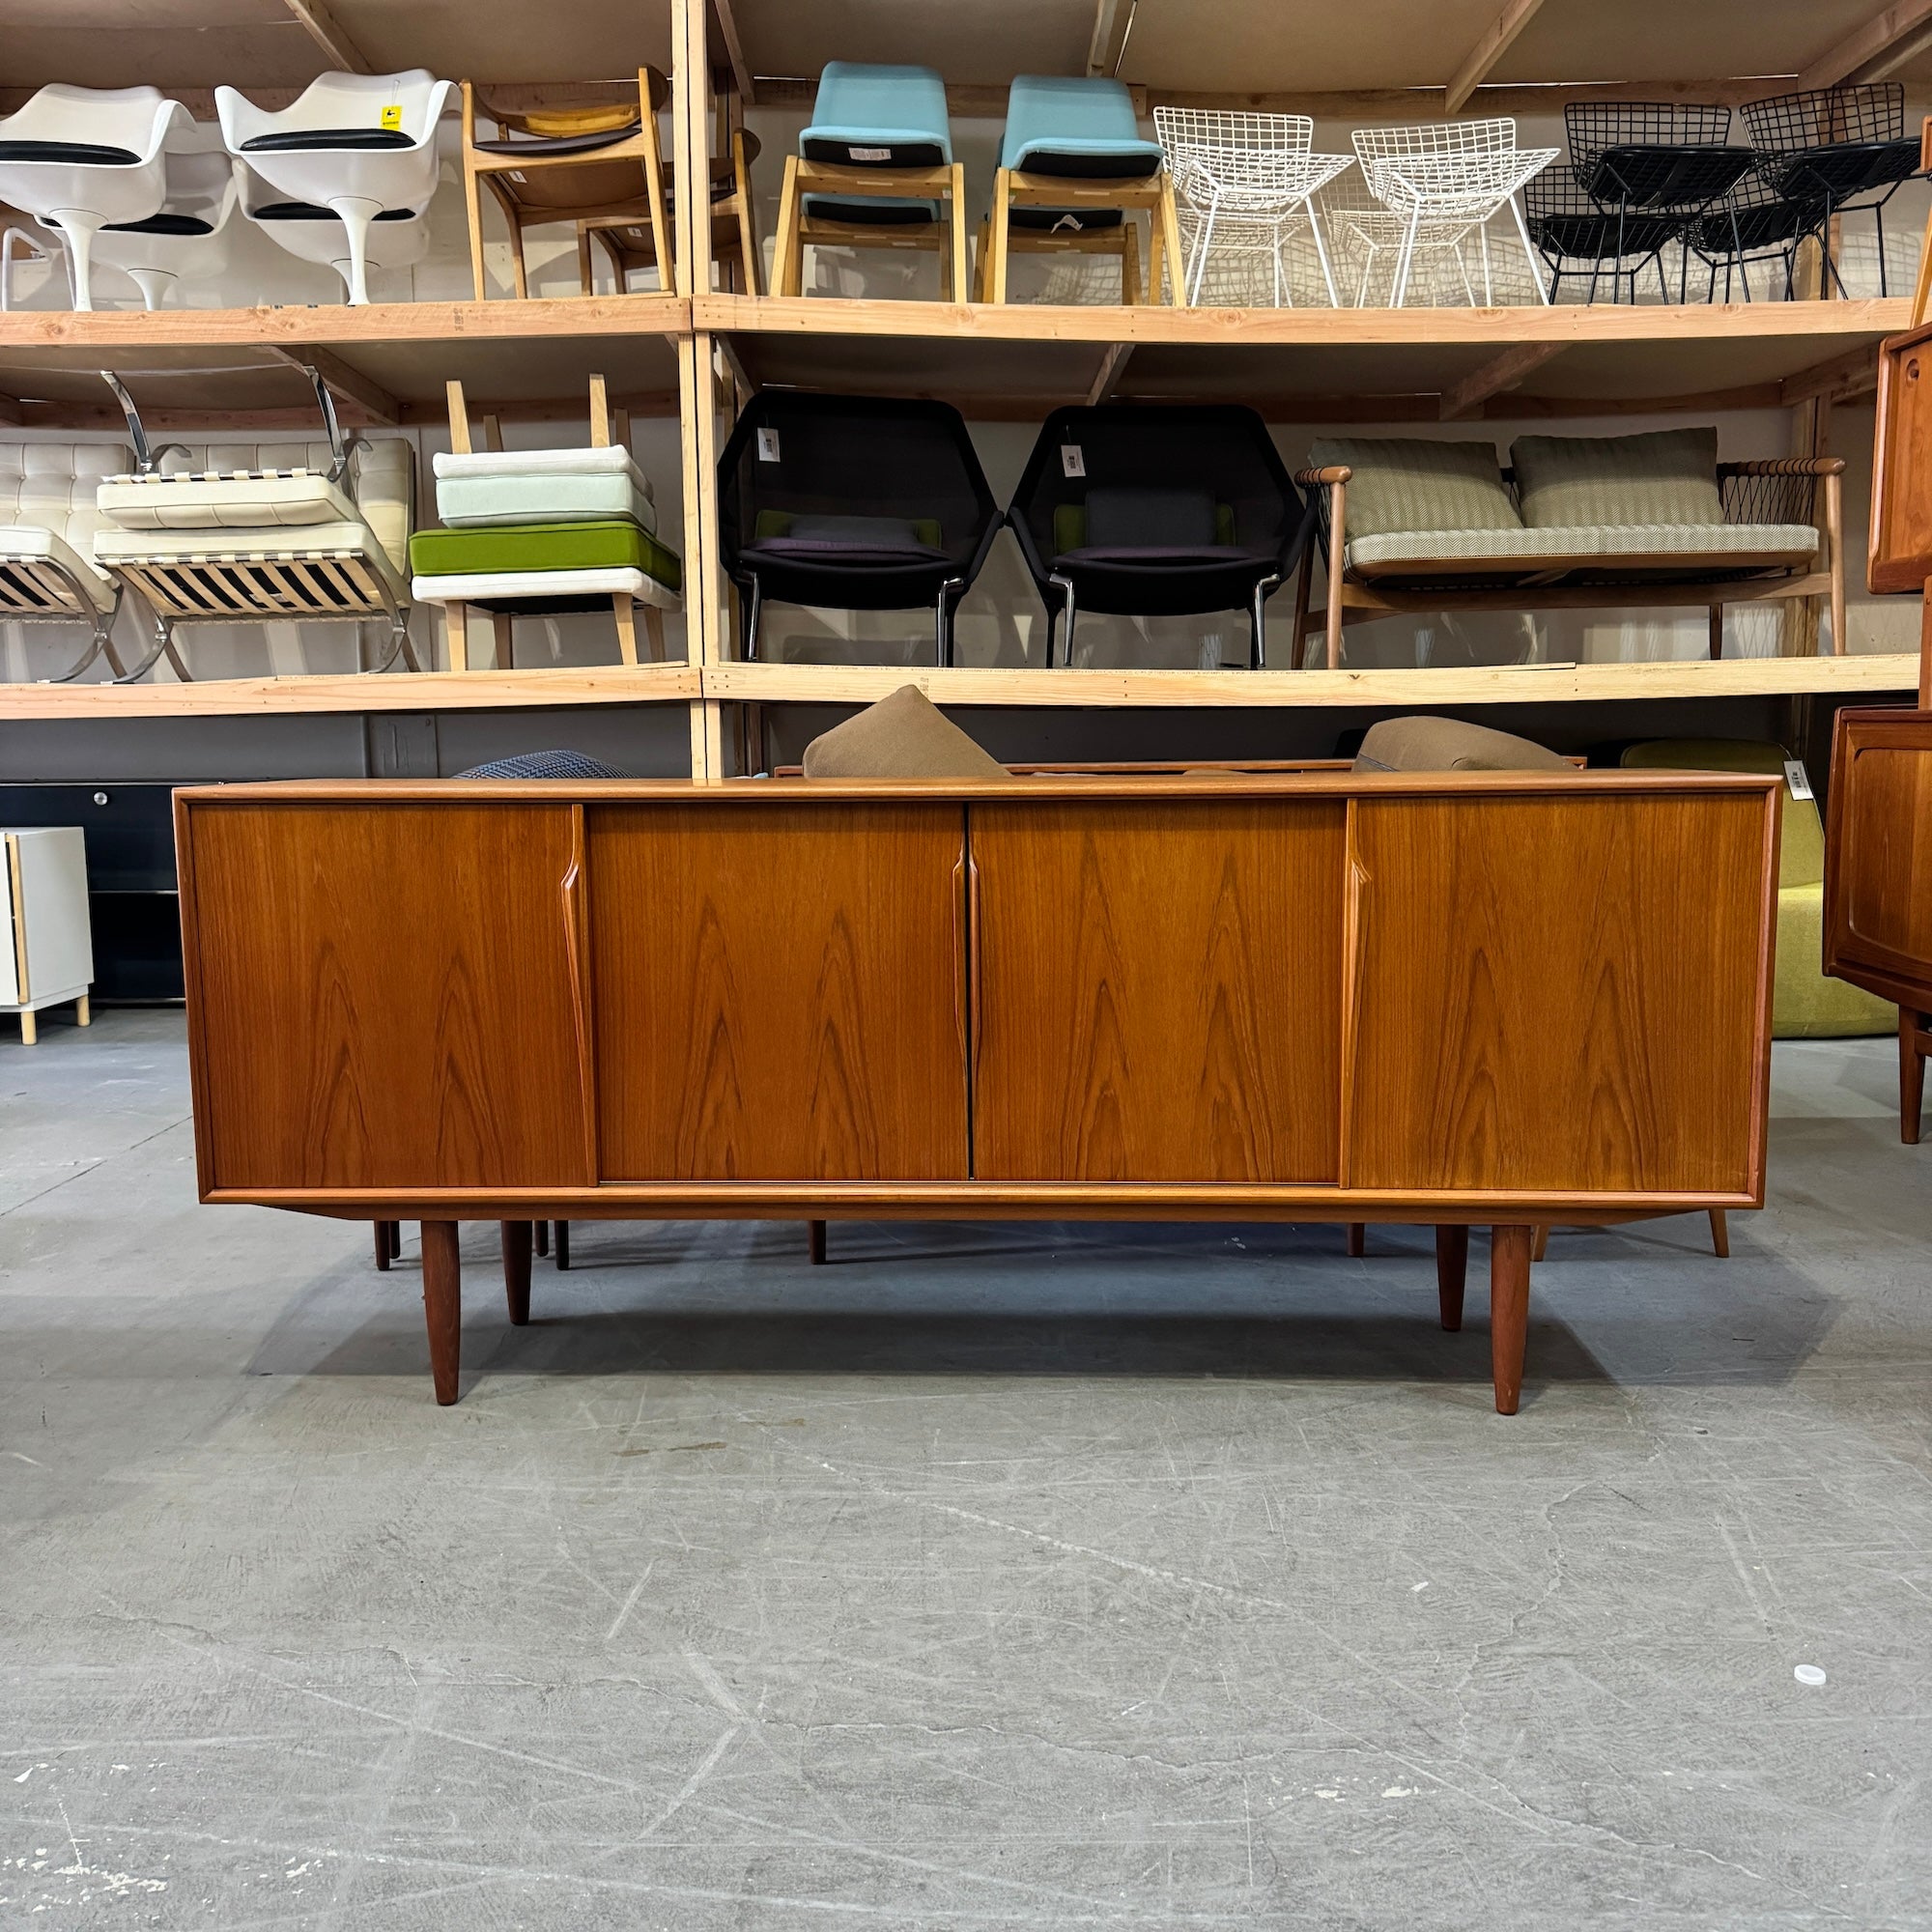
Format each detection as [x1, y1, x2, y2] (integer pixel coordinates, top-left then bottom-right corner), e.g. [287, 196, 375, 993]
[1743, 84, 1924, 297]
[1007, 404, 1314, 668]
[718, 391, 1000, 664]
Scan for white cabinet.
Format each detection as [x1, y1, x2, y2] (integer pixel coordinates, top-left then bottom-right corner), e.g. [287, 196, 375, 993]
[3, 826, 93, 1045]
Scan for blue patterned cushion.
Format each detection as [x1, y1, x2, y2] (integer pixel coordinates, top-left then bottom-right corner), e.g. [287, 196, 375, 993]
[453, 751, 624, 779]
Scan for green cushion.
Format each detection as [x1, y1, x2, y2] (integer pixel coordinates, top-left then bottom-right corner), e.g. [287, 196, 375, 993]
[1051, 501, 1237, 553]
[408, 519, 680, 592]
[1346, 522, 1816, 577]
[1774, 883, 1896, 1037]
[1619, 738, 1823, 889]
[1510, 428, 1722, 530]
[1308, 437, 1520, 540]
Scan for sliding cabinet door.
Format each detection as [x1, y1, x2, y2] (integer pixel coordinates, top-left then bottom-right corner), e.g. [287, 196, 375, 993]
[590, 803, 969, 1180]
[183, 803, 593, 1191]
[969, 800, 1348, 1181]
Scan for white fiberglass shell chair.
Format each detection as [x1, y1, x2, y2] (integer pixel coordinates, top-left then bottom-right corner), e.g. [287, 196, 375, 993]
[1153, 108, 1352, 306]
[0, 442, 134, 682]
[93, 150, 241, 310]
[216, 71, 453, 305]
[0, 85, 190, 310]
[1350, 118, 1555, 307]
[238, 161, 431, 302]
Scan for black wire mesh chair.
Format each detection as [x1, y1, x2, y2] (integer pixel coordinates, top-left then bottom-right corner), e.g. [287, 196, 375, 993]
[1007, 404, 1315, 668]
[717, 391, 1001, 665]
[1683, 171, 1829, 301]
[1563, 101, 1757, 299]
[1742, 84, 1924, 297]
[1521, 164, 1681, 303]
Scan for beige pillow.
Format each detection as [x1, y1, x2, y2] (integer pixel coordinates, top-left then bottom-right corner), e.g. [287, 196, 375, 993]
[1510, 428, 1722, 529]
[801, 685, 1014, 781]
[1307, 437, 1520, 540]
[1352, 716, 1571, 774]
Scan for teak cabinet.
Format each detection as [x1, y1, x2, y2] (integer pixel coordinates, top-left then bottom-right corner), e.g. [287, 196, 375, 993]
[176, 774, 1781, 1412]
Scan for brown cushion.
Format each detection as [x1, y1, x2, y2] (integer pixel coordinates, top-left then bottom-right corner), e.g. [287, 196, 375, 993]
[1352, 716, 1571, 774]
[801, 685, 1014, 781]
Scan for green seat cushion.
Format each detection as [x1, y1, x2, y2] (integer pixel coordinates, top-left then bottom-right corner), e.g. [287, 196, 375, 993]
[1620, 737, 1824, 888]
[1346, 522, 1816, 577]
[1308, 437, 1520, 540]
[1773, 883, 1896, 1038]
[1510, 428, 1723, 529]
[408, 519, 680, 592]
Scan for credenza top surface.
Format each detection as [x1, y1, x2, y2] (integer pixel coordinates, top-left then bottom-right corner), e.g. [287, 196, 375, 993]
[174, 773, 1783, 808]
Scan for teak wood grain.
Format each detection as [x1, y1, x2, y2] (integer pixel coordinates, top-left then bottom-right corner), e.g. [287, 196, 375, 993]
[1871, 326, 1932, 595]
[968, 800, 1347, 1181]
[1825, 708, 1932, 1008]
[586, 802, 970, 1180]
[1345, 793, 1776, 1196]
[180, 803, 593, 1191]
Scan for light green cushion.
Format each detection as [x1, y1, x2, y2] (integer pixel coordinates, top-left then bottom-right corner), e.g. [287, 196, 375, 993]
[1346, 522, 1817, 577]
[1308, 437, 1520, 540]
[1775, 883, 1896, 1037]
[1619, 738, 1823, 888]
[1511, 428, 1723, 529]
[408, 519, 681, 592]
[435, 470, 657, 532]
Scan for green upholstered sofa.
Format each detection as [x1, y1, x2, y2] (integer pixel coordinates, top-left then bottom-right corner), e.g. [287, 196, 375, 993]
[1622, 738, 1894, 1039]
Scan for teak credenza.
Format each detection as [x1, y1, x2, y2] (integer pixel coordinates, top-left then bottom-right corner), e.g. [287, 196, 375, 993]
[174, 773, 1781, 1413]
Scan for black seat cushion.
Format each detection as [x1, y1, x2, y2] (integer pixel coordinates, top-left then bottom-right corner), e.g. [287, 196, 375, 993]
[1010, 206, 1125, 231]
[472, 126, 638, 159]
[101, 213, 215, 237]
[254, 202, 415, 221]
[802, 198, 939, 227]
[802, 136, 946, 169]
[0, 138, 140, 165]
[240, 128, 414, 153]
[453, 750, 625, 780]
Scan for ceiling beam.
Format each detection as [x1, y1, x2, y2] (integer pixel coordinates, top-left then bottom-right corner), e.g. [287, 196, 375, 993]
[1446, 0, 1549, 117]
[1086, 343, 1134, 405]
[708, 0, 755, 106]
[1439, 342, 1565, 420]
[283, 0, 372, 75]
[269, 345, 398, 427]
[1799, 0, 1932, 87]
[1781, 343, 1882, 407]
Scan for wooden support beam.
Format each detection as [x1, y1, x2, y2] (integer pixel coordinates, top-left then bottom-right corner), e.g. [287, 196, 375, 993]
[268, 345, 398, 427]
[709, 0, 756, 106]
[1446, 0, 1549, 117]
[1799, 1, 1932, 87]
[283, 0, 372, 74]
[1438, 342, 1565, 420]
[1086, 342, 1134, 405]
[1781, 343, 1882, 408]
[1088, 0, 1128, 75]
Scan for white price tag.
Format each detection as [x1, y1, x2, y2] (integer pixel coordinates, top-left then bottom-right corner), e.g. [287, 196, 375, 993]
[1783, 758, 1814, 801]
[849, 146, 892, 161]
[1061, 444, 1085, 478]
[756, 428, 781, 463]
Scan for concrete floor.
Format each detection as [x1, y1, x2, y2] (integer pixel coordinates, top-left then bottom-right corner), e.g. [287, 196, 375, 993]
[1, 1011, 1929, 1929]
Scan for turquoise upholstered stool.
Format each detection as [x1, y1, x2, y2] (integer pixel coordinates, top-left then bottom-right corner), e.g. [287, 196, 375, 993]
[777, 62, 967, 298]
[986, 74, 1182, 304]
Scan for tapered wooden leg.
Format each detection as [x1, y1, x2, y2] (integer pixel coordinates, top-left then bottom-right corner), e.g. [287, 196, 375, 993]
[1435, 1225, 1467, 1331]
[374, 1221, 391, 1271]
[501, 1219, 532, 1326]
[1532, 1224, 1549, 1263]
[642, 602, 667, 662]
[421, 1220, 462, 1406]
[809, 1219, 827, 1264]
[534, 1219, 550, 1258]
[1708, 1208, 1730, 1258]
[492, 611, 515, 670]
[1903, 1010, 1927, 1146]
[612, 594, 639, 667]
[1490, 1225, 1533, 1416]
[554, 1220, 570, 1270]
[75, 994, 90, 1026]
[1345, 1222, 1365, 1257]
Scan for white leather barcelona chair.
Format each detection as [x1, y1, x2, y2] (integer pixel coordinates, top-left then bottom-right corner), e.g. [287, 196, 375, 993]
[0, 84, 191, 310]
[89, 372, 419, 682]
[216, 71, 453, 305]
[0, 441, 133, 682]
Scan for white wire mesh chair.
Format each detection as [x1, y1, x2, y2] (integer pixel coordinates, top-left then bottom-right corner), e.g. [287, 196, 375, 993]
[1350, 118, 1556, 306]
[1152, 108, 1352, 305]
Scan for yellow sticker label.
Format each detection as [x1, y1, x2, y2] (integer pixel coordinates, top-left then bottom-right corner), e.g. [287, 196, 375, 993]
[380, 104, 404, 130]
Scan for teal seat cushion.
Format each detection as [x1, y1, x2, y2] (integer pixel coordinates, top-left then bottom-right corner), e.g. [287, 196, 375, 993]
[409, 519, 680, 592]
[1001, 75, 1163, 179]
[435, 469, 657, 531]
[802, 62, 952, 165]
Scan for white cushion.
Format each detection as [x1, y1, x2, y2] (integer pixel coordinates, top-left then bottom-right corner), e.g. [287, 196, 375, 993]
[432, 444, 648, 488]
[0, 524, 117, 610]
[0, 442, 135, 565]
[97, 469, 359, 532]
[94, 519, 408, 601]
[412, 565, 680, 611]
[434, 469, 658, 532]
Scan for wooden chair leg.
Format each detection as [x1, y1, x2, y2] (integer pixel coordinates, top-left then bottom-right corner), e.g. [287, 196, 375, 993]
[1490, 1225, 1533, 1415]
[774, 155, 803, 298]
[75, 994, 90, 1026]
[989, 168, 1011, 304]
[463, 161, 488, 300]
[421, 1220, 462, 1406]
[492, 611, 514, 670]
[1323, 482, 1346, 669]
[1122, 219, 1142, 304]
[1158, 175, 1186, 307]
[612, 594, 640, 667]
[446, 602, 469, 673]
[1346, 1222, 1365, 1257]
[1709, 604, 1724, 659]
[374, 1221, 391, 1271]
[554, 1220, 570, 1270]
[1707, 1208, 1729, 1258]
[950, 162, 970, 303]
[1902, 1010, 1927, 1145]
[642, 601, 667, 661]
[1531, 1225, 1549, 1263]
[501, 1220, 532, 1326]
[1435, 1225, 1467, 1331]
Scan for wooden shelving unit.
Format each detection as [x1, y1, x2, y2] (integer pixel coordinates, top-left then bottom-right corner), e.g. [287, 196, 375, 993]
[2, 0, 1928, 768]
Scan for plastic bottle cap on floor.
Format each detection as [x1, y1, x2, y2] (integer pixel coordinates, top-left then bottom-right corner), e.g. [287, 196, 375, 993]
[1794, 1664, 1828, 1687]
